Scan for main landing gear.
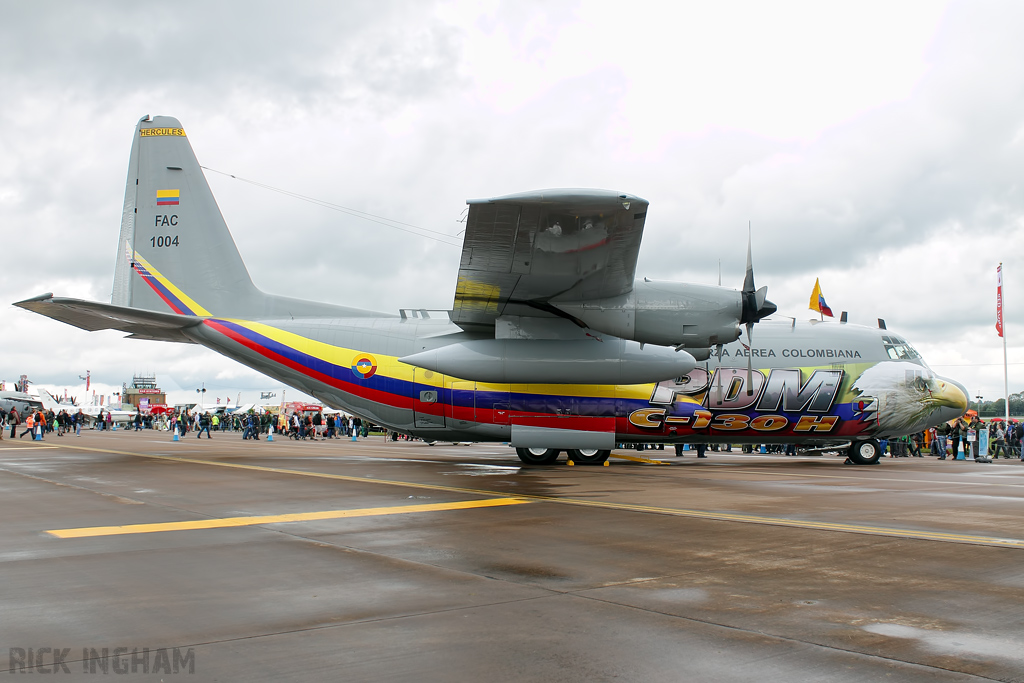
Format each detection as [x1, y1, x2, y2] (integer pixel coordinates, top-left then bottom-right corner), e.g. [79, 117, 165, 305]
[514, 448, 611, 465]
[566, 448, 610, 464]
[847, 439, 882, 465]
[515, 447, 560, 465]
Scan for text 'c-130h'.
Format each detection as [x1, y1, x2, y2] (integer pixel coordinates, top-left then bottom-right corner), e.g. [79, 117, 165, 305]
[15, 115, 969, 466]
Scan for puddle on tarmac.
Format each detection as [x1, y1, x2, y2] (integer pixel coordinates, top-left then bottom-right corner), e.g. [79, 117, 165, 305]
[863, 622, 1024, 662]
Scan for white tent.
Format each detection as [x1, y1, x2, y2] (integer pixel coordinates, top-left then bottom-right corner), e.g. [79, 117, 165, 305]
[230, 403, 266, 415]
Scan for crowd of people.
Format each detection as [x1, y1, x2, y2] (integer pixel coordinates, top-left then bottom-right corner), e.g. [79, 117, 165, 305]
[0, 406, 90, 439]
[158, 408, 386, 441]
[150, 407, 438, 443]
[887, 416, 1024, 460]
[0, 405, 391, 442]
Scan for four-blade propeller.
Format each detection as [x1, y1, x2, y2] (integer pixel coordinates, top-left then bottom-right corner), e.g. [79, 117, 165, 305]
[739, 227, 776, 394]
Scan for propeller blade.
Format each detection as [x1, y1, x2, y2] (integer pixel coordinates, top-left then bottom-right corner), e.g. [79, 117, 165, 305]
[745, 322, 754, 396]
[743, 225, 755, 294]
[755, 285, 767, 311]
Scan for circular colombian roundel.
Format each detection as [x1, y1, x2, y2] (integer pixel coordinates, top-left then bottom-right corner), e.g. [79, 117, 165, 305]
[352, 354, 377, 379]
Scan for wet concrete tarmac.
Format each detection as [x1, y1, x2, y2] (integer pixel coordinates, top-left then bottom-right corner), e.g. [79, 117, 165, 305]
[1, 431, 1023, 681]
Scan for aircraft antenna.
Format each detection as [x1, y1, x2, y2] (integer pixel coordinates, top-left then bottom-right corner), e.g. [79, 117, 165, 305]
[201, 166, 463, 247]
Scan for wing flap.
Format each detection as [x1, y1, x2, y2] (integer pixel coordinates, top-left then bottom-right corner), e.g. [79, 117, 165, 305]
[14, 294, 202, 344]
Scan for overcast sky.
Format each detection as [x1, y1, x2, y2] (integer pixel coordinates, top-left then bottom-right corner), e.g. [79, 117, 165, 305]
[2, 0, 1022, 407]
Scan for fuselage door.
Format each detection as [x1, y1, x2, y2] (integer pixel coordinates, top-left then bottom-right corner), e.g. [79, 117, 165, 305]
[448, 381, 476, 429]
[477, 382, 510, 425]
[412, 368, 446, 428]
[446, 381, 510, 427]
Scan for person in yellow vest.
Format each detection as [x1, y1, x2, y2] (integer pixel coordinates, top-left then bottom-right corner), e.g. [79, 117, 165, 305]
[211, 414, 220, 431]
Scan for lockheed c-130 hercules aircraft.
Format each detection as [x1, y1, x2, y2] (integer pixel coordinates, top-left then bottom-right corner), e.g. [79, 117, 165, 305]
[16, 116, 969, 466]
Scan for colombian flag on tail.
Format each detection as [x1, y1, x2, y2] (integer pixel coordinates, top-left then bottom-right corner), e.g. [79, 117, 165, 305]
[809, 278, 834, 318]
[157, 189, 180, 206]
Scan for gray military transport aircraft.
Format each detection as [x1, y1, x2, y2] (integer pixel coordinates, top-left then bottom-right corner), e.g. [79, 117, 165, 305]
[15, 116, 969, 466]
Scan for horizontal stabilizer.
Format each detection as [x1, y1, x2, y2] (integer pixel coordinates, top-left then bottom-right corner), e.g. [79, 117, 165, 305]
[14, 293, 201, 344]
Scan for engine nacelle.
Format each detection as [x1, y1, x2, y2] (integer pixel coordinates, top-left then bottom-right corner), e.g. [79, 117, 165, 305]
[400, 338, 697, 385]
[553, 279, 743, 348]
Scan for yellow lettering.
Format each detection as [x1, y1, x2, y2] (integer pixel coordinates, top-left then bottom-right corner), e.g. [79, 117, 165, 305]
[751, 415, 789, 431]
[140, 127, 186, 137]
[793, 415, 839, 432]
[629, 408, 666, 429]
[711, 414, 750, 431]
[691, 410, 712, 429]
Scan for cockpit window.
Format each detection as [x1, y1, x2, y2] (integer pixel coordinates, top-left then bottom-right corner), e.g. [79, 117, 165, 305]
[882, 334, 921, 360]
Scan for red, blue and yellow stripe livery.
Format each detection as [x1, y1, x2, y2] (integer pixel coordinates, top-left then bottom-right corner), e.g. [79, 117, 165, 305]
[130, 251, 211, 317]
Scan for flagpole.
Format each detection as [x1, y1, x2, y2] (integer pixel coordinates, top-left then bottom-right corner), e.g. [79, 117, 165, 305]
[998, 263, 1009, 423]
[1004, 328, 1009, 423]
[1004, 265, 1009, 424]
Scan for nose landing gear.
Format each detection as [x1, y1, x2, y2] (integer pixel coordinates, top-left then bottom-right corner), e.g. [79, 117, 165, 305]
[847, 439, 882, 465]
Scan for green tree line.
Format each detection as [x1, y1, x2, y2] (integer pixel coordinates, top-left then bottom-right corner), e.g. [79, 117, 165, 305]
[975, 391, 1024, 417]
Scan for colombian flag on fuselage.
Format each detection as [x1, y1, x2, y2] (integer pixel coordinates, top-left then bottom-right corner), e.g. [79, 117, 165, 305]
[809, 278, 834, 317]
[157, 189, 180, 206]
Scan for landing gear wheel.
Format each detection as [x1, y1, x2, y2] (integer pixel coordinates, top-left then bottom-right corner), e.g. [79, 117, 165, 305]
[567, 448, 610, 464]
[515, 447, 560, 465]
[848, 439, 881, 465]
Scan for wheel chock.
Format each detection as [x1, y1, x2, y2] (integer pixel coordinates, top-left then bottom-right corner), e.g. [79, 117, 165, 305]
[567, 460, 575, 466]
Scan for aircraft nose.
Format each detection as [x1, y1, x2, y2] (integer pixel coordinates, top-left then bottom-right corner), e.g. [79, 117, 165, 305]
[932, 376, 969, 420]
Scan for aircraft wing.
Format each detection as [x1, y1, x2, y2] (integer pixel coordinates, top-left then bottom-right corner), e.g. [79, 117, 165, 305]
[451, 189, 649, 332]
[14, 293, 202, 344]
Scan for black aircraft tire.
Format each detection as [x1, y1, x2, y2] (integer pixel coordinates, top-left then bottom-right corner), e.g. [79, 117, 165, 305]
[567, 448, 610, 464]
[848, 439, 882, 465]
[515, 447, 561, 465]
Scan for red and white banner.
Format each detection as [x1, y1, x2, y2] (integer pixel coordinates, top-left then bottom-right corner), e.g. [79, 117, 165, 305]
[996, 263, 1004, 337]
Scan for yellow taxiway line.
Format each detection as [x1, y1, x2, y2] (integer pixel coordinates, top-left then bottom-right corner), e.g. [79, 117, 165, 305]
[610, 453, 669, 465]
[48, 498, 529, 538]
[36, 443, 1024, 549]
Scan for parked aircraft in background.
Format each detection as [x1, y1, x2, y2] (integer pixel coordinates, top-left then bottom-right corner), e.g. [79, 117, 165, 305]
[16, 116, 968, 465]
[36, 391, 136, 426]
[0, 389, 134, 427]
[0, 391, 44, 416]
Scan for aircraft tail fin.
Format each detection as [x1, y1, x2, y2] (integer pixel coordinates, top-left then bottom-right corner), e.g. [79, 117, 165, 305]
[111, 116, 260, 317]
[108, 116, 380, 321]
